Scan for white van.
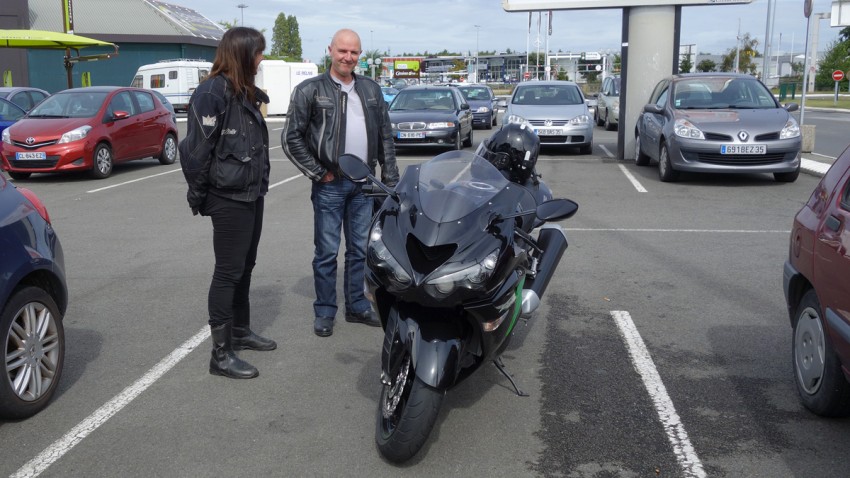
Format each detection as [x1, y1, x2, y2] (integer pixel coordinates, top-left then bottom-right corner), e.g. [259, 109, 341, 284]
[131, 59, 212, 112]
[255, 60, 318, 115]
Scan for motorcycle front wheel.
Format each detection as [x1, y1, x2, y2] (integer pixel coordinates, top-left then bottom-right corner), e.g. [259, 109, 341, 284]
[375, 354, 444, 463]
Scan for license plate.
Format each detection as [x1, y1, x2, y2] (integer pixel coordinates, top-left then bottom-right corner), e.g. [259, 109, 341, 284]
[15, 152, 46, 160]
[535, 128, 561, 136]
[721, 144, 766, 155]
[398, 132, 425, 139]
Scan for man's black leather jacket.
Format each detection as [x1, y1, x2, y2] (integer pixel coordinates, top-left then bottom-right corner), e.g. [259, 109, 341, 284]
[178, 75, 270, 214]
[282, 72, 399, 185]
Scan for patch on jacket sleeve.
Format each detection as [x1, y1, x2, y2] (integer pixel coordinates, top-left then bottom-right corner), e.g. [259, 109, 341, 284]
[202, 115, 216, 127]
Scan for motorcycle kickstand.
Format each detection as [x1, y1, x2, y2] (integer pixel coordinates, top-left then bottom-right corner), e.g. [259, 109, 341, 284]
[493, 356, 529, 397]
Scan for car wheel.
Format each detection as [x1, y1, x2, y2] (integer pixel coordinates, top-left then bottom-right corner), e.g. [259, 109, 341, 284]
[595, 108, 603, 126]
[492, 114, 497, 127]
[658, 143, 679, 182]
[91, 143, 113, 179]
[0, 286, 65, 419]
[158, 133, 178, 165]
[604, 112, 616, 131]
[454, 131, 463, 150]
[8, 172, 31, 180]
[463, 128, 473, 147]
[793, 289, 850, 417]
[485, 116, 493, 130]
[634, 132, 650, 166]
[774, 167, 800, 183]
[579, 143, 592, 155]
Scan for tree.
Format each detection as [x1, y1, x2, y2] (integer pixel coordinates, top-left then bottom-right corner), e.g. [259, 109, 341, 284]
[696, 59, 716, 72]
[269, 13, 302, 61]
[814, 37, 850, 89]
[720, 33, 759, 75]
[840, 26, 850, 43]
[679, 55, 693, 74]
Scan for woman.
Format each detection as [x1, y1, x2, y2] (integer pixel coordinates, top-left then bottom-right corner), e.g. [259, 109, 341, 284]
[178, 27, 275, 379]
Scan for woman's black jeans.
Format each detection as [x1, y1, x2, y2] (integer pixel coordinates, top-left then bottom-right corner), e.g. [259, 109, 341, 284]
[205, 193, 264, 327]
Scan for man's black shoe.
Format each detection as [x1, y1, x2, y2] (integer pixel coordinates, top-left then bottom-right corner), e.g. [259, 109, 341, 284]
[314, 316, 334, 337]
[345, 309, 381, 327]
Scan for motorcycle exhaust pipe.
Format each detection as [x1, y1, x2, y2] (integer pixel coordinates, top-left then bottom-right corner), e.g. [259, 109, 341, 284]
[521, 224, 568, 317]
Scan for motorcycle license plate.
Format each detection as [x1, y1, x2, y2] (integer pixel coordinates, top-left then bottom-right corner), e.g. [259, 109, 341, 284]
[535, 128, 561, 136]
[15, 152, 47, 160]
[720, 144, 766, 155]
[398, 132, 425, 139]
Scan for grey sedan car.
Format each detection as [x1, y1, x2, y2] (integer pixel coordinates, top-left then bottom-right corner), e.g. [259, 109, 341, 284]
[634, 73, 801, 182]
[388, 85, 473, 150]
[502, 80, 593, 154]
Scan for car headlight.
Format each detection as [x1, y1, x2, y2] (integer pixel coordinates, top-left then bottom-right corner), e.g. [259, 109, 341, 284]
[477, 106, 490, 113]
[58, 125, 92, 144]
[390, 123, 397, 129]
[673, 118, 705, 140]
[569, 115, 591, 125]
[505, 114, 527, 125]
[1, 128, 9, 145]
[427, 122, 455, 129]
[780, 118, 801, 139]
[367, 222, 412, 290]
[425, 249, 499, 299]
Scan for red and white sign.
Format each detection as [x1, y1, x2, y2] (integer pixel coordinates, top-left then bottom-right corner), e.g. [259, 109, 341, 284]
[834, 70, 845, 82]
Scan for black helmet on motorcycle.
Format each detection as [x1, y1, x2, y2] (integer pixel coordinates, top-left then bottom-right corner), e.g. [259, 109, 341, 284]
[480, 122, 540, 184]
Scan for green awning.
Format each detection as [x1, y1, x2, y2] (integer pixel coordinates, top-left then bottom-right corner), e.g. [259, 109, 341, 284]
[0, 29, 116, 50]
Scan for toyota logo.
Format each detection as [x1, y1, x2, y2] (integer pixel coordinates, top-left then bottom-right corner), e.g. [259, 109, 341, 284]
[544, 119, 553, 127]
[737, 131, 749, 141]
[26, 137, 35, 145]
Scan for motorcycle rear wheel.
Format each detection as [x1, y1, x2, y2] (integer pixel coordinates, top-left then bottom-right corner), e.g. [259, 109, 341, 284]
[375, 355, 444, 463]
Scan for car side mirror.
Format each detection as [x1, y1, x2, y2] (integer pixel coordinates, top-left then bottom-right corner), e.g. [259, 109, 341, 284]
[643, 104, 663, 114]
[460, 103, 470, 110]
[112, 111, 130, 120]
[497, 100, 507, 108]
[784, 102, 799, 112]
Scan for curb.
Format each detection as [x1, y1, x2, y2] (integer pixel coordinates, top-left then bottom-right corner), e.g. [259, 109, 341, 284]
[801, 157, 830, 177]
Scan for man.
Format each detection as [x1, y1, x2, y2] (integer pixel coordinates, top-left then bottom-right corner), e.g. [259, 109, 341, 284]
[283, 29, 399, 337]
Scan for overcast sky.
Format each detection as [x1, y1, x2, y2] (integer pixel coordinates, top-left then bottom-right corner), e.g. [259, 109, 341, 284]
[169, 0, 843, 61]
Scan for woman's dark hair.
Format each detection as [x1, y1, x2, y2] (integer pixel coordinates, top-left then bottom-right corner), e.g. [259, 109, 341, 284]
[208, 27, 266, 103]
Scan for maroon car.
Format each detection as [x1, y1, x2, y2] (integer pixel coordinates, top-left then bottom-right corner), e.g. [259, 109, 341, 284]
[1, 86, 178, 179]
[784, 146, 850, 416]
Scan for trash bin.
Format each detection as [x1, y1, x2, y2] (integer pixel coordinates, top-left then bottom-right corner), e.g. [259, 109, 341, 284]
[789, 83, 796, 99]
[779, 83, 787, 100]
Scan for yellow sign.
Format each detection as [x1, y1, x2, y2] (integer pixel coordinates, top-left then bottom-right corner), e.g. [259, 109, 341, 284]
[3, 70, 11, 87]
[81, 71, 91, 87]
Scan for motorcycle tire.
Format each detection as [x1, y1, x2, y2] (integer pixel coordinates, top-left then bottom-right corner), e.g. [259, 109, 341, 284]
[375, 357, 444, 463]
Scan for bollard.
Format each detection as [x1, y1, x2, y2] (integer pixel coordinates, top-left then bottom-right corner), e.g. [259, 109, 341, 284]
[801, 124, 816, 153]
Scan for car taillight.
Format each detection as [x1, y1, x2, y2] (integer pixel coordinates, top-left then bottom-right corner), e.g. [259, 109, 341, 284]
[17, 187, 51, 224]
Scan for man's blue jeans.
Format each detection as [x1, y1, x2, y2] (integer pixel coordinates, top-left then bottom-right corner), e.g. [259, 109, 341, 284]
[310, 177, 372, 319]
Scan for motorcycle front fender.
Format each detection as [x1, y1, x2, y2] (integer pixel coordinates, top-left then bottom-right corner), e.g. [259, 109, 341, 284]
[382, 305, 463, 391]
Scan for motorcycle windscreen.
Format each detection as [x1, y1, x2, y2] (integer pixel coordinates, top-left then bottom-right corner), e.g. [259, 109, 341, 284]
[417, 151, 509, 223]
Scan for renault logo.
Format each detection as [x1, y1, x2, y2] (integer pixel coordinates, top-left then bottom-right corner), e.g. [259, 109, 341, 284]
[544, 119, 553, 127]
[26, 137, 35, 145]
[737, 131, 749, 141]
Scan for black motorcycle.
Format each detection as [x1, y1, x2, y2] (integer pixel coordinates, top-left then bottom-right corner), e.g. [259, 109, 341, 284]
[338, 150, 578, 463]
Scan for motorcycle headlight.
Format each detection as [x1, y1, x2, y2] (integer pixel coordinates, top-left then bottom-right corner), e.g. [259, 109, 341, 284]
[780, 118, 801, 139]
[425, 249, 499, 299]
[427, 122, 455, 129]
[367, 222, 412, 290]
[673, 118, 705, 140]
[58, 125, 92, 144]
[569, 115, 591, 125]
[1, 128, 9, 145]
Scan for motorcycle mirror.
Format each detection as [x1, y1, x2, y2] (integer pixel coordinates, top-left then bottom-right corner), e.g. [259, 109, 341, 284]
[536, 199, 579, 222]
[338, 154, 371, 181]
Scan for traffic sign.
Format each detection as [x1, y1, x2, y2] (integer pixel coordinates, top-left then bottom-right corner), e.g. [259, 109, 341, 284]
[833, 70, 845, 81]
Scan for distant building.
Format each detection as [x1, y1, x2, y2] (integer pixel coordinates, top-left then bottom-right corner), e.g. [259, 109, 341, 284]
[1, 0, 222, 92]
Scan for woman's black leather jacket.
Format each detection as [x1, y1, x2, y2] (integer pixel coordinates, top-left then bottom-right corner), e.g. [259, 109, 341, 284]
[179, 75, 270, 214]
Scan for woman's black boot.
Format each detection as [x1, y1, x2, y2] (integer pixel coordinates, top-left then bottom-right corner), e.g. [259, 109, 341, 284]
[209, 323, 259, 379]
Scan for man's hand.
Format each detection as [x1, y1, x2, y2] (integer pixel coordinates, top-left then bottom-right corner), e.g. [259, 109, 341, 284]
[320, 170, 335, 183]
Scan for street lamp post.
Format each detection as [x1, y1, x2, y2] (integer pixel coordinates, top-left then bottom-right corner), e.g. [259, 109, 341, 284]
[367, 57, 382, 81]
[237, 4, 248, 26]
[474, 25, 481, 83]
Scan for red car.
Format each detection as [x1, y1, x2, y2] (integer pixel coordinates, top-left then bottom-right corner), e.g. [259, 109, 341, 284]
[784, 145, 850, 416]
[1, 86, 178, 179]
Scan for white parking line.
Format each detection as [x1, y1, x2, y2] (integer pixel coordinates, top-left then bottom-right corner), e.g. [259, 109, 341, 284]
[86, 168, 182, 193]
[269, 174, 302, 189]
[11, 327, 210, 478]
[611, 310, 706, 478]
[599, 144, 614, 158]
[566, 227, 789, 233]
[618, 164, 648, 192]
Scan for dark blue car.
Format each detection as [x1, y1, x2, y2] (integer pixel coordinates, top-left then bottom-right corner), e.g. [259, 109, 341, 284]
[0, 98, 27, 139]
[0, 174, 67, 419]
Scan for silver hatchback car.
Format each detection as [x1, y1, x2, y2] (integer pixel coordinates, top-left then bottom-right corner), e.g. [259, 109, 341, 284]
[502, 80, 593, 154]
[634, 73, 801, 182]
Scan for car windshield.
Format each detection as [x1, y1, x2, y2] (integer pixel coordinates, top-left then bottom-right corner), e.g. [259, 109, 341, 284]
[389, 90, 456, 111]
[418, 150, 509, 223]
[513, 85, 583, 105]
[381, 87, 399, 95]
[672, 77, 778, 109]
[29, 91, 107, 118]
[458, 87, 491, 101]
[611, 78, 620, 95]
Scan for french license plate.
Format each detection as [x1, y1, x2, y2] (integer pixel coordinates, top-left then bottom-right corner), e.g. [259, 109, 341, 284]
[721, 144, 766, 155]
[15, 152, 46, 160]
[535, 128, 561, 136]
[398, 132, 425, 139]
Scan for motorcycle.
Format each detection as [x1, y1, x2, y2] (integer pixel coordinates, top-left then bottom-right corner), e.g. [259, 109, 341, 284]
[338, 150, 578, 463]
